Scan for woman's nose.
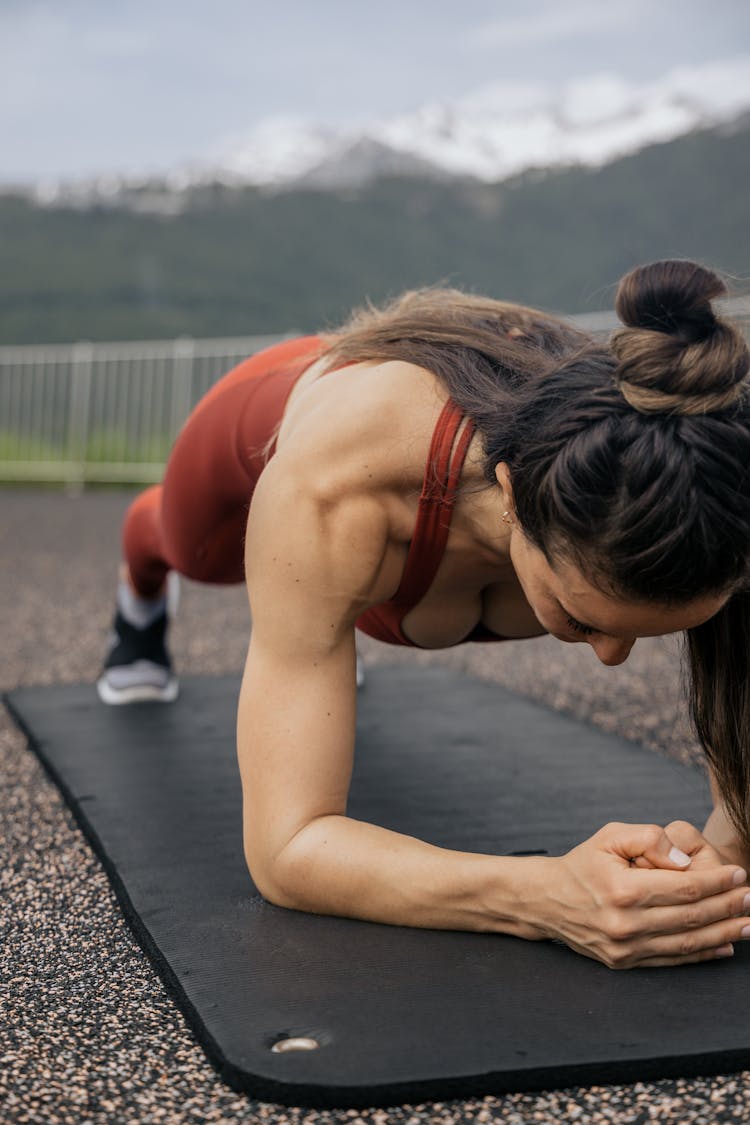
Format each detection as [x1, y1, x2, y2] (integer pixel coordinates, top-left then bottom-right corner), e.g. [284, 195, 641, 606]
[588, 635, 636, 666]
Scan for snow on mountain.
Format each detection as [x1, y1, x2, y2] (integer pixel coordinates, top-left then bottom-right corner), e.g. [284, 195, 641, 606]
[372, 60, 750, 179]
[30, 55, 750, 206]
[214, 56, 750, 187]
[212, 117, 341, 184]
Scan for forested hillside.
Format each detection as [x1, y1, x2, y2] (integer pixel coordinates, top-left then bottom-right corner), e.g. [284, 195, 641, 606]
[1, 118, 748, 345]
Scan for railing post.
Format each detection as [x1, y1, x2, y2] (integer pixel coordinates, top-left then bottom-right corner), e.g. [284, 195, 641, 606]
[66, 341, 94, 492]
[170, 337, 195, 441]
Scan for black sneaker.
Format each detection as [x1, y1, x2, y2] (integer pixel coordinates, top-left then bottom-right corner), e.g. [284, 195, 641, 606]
[97, 608, 179, 705]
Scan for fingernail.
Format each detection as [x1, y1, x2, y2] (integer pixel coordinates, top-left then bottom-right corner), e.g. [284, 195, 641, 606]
[715, 944, 734, 958]
[668, 846, 691, 867]
[743, 892, 750, 911]
[741, 926, 750, 939]
[733, 868, 748, 887]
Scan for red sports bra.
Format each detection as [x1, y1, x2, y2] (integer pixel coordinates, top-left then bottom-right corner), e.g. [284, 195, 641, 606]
[271, 340, 508, 650]
[355, 399, 508, 649]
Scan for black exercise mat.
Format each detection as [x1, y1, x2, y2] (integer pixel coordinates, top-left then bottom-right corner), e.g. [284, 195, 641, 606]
[5, 667, 748, 1109]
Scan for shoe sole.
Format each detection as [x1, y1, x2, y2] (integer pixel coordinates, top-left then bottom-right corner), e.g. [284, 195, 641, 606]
[96, 675, 180, 706]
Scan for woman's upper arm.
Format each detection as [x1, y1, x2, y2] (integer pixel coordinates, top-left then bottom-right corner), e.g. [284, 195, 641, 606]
[236, 453, 391, 897]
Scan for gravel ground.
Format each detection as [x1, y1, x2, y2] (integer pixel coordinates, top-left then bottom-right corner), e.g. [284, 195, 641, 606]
[2, 486, 749, 1125]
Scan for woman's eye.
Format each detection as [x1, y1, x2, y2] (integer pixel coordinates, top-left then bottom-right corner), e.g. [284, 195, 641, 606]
[566, 616, 593, 634]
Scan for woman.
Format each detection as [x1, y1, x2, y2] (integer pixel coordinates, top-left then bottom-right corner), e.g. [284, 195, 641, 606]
[99, 259, 750, 970]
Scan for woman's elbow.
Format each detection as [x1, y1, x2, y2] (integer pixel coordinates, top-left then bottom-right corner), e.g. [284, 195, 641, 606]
[243, 843, 303, 910]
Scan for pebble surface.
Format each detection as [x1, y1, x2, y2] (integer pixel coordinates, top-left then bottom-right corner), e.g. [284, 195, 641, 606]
[2, 486, 749, 1125]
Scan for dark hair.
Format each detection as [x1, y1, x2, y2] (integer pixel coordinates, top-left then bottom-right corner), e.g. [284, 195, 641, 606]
[322, 263, 750, 852]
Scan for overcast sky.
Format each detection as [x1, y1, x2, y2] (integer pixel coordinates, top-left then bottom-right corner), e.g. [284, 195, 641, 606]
[2, 0, 749, 185]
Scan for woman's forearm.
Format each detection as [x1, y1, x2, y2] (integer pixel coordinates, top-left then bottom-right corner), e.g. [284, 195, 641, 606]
[258, 815, 750, 968]
[263, 813, 550, 937]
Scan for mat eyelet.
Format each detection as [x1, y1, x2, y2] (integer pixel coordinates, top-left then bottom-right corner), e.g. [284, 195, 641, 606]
[271, 1036, 321, 1053]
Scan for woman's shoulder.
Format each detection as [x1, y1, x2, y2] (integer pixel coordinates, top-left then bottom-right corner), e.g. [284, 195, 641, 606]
[281, 357, 445, 429]
[248, 362, 428, 614]
[274, 359, 450, 493]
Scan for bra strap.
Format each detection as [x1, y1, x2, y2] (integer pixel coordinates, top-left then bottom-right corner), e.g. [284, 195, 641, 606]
[393, 400, 476, 606]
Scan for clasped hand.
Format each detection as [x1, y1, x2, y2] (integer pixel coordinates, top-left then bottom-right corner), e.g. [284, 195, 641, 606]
[542, 820, 749, 968]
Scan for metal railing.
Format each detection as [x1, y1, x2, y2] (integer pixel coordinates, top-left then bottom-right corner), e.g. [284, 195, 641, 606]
[0, 333, 289, 485]
[2, 296, 749, 486]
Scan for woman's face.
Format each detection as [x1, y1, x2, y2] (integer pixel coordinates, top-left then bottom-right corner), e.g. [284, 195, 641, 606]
[507, 530, 728, 667]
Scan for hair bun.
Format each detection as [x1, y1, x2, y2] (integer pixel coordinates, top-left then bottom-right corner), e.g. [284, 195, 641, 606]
[611, 260, 749, 415]
[615, 259, 725, 343]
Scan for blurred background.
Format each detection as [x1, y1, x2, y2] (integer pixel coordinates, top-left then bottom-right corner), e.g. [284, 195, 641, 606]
[1, 0, 749, 482]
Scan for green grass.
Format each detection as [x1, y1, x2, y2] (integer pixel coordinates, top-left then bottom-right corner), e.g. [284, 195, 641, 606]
[0, 427, 173, 466]
[83, 427, 173, 464]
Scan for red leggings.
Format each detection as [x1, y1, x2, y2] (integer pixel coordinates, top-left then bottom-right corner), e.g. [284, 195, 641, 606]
[122, 336, 325, 597]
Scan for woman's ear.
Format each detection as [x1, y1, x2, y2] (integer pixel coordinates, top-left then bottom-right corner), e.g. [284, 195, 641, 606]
[494, 462, 516, 516]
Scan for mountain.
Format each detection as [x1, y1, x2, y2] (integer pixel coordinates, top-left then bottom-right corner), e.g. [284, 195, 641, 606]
[29, 56, 750, 208]
[2, 116, 748, 345]
[230, 58, 750, 188]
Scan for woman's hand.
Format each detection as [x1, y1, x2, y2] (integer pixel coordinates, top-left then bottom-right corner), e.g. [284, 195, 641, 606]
[631, 819, 731, 873]
[540, 822, 749, 968]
